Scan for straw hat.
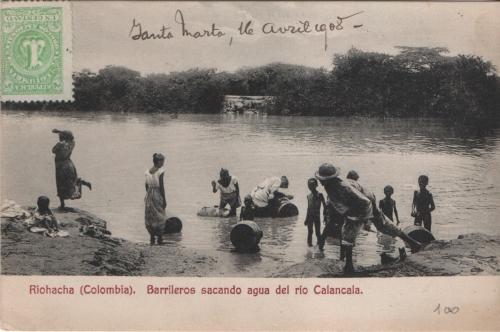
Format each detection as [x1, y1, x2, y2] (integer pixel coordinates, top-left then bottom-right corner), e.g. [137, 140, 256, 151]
[315, 163, 341, 181]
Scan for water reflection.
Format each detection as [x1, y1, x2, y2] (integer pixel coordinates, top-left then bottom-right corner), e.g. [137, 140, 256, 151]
[377, 233, 397, 253]
[214, 216, 238, 251]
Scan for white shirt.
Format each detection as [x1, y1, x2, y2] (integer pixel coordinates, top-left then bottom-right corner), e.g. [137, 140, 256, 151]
[145, 167, 165, 188]
[251, 176, 282, 207]
[215, 176, 238, 194]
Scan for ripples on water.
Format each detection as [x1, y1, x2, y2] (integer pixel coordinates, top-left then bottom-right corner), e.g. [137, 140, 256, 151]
[1, 111, 499, 274]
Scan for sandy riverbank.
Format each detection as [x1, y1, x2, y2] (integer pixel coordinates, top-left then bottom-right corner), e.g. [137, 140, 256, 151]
[1, 208, 499, 277]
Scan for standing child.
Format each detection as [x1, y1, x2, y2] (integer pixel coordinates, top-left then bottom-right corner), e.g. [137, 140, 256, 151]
[346, 170, 359, 181]
[379, 185, 400, 224]
[412, 175, 435, 231]
[240, 194, 255, 221]
[304, 178, 326, 247]
[32, 196, 59, 233]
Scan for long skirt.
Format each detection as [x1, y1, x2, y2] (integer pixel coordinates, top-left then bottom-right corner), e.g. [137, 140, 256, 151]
[145, 187, 166, 236]
[55, 159, 78, 199]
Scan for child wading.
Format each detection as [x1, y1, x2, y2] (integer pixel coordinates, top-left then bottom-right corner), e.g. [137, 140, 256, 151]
[379, 185, 400, 224]
[211, 168, 241, 217]
[240, 194, 255, 221]
[412, 175, 435, 231]
[304, 178, 326, 247]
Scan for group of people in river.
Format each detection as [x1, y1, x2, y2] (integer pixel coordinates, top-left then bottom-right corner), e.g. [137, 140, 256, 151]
[205, 161, 436, 273]
[210, 169, 295, 219]
[303, 163, 436, 272]
[44, 129, 436, 273]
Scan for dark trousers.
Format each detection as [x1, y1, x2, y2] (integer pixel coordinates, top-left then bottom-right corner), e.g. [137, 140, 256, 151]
[306, 218, 322, 245]
[414, 213, 432, 232]
[320, 220, 343, 241]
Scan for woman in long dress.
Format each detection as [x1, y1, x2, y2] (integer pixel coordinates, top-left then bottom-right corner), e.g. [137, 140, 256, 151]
[52, 129, 91, 209]
[145, 153, 167, 245]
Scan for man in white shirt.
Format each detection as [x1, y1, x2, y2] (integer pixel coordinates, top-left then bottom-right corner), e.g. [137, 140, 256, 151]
[251, 176, 293, 217]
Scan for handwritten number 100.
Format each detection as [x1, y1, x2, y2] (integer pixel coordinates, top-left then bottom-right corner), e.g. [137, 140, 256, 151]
[434, 304, 460, 315]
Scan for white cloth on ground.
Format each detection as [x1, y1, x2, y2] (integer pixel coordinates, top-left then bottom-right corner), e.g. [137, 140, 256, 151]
[1, 200, 30, 219]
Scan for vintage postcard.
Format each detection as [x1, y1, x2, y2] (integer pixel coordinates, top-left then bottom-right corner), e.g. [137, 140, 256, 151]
[1, 1, 499, 330]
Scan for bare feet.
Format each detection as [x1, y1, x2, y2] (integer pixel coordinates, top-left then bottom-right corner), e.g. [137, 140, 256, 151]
[343, 264, 354, 275]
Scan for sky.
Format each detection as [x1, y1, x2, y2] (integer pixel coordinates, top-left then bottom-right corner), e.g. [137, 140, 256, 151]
[73, 1, 500, 74]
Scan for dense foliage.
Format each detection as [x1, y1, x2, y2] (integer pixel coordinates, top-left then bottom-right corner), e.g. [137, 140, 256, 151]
[3, 47, 499, 122]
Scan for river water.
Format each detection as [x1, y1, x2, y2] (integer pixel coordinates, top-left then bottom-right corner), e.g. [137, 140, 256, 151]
[2, 111, 499, 274]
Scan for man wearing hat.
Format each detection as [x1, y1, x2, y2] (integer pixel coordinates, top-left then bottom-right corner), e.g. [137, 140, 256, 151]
[315, 163, 422, 274]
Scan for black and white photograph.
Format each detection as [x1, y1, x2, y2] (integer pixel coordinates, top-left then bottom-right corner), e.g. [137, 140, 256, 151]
[0, 1, 499, 330]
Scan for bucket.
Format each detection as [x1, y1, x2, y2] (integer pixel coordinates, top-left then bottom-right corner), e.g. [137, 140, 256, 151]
[230, 221, 263, 251]
[164, 211, 182, 234]
[402, 225, 435, 244]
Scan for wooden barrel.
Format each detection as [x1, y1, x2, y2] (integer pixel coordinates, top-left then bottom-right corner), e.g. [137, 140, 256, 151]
[275, 198, 299, 218]
[164, 211, 182, 234]
[230, 221, 263, 251]
[402, 225, 435, 244]
[197, 206, 230, 217]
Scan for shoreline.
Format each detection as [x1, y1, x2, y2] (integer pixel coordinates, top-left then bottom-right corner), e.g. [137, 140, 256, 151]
[2, 207, 499, 277]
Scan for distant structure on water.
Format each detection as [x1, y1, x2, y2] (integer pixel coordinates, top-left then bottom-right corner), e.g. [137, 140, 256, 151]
[223, 95, 275, 114]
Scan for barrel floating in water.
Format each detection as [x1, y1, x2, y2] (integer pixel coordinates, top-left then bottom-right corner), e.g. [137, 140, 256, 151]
[164, 211, 182, 234]
[197, 206, 230, 218]
[276, 197, 299, 218]
[403, 225, 435, 244]
[253, 197, 299, 218]
[230, 221, 263, 251]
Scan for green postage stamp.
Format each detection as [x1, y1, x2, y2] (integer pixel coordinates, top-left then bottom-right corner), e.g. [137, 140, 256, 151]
[1, 2, 72, 101]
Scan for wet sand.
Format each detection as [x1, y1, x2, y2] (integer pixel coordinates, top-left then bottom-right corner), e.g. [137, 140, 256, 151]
[2, 208, 499, 277]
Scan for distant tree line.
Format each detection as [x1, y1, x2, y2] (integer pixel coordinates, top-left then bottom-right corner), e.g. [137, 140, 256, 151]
[3, 47, 499, 122]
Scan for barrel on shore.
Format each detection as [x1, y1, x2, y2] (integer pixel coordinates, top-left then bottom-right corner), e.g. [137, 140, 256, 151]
[230, 221, 263, 251]
[164, 211, 182, 234]
[403, 225, 435, 244]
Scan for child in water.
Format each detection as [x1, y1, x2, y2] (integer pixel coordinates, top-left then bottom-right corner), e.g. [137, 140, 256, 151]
[379, 185, 400, 224]
[32, 196, 59, 233]
[212, 168, 240, 217]
[412, 175, 435, 231]
[346, 170, 359, 181]
[240, 194, 255, 221]
[304, 178, 326, 247]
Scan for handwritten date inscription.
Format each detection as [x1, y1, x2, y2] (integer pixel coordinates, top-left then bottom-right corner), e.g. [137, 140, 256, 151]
[129, 9, 364, 50]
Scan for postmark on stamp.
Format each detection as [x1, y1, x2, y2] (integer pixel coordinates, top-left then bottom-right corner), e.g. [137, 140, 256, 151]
[1, 2, 72, 102]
